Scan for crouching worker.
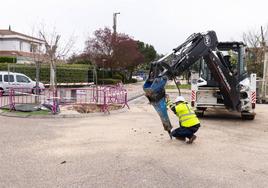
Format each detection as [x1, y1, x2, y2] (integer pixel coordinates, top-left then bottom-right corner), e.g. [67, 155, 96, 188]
[166, 95, 200, 144]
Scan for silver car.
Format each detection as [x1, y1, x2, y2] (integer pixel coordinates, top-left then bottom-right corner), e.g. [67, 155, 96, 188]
[0, 71, 45, 95]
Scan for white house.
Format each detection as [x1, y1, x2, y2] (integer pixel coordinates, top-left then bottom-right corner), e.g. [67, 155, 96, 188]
[0, 28, 45, 64]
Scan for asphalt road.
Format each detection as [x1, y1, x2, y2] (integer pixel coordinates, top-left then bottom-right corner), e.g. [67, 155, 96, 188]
[0, 96, 268, 188]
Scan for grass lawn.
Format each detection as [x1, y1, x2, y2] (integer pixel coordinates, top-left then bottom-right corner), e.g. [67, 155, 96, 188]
[1, 109, 50, 116]
[165, 84, 190, 89]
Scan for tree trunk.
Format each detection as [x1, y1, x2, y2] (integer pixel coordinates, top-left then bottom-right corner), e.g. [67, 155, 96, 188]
[128, 69, 133, 81]
[50, 60, 56, 90]
[35, 61, 40, 102]
[110, 67, 113, 77]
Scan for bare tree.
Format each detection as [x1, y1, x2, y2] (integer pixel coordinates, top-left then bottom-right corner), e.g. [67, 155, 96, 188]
[242, 26, 268, 77]
[243, 30, 261, 48]
[39, 26, 75, 89]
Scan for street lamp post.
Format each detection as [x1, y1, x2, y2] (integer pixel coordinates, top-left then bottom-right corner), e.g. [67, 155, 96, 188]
[113, 12, 120, 35]
[112, 12, 120, 78]
[102, 59, 107, 85]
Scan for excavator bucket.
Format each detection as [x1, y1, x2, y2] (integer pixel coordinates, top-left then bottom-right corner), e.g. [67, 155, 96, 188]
[143, 77, 173, 136]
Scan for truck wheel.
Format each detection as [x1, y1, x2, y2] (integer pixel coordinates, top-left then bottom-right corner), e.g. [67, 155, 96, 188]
[197, 107, 207, 111]
[262, 99, 267, 104]
[195, 110, 204, 117]
[241, 113, 255, 120]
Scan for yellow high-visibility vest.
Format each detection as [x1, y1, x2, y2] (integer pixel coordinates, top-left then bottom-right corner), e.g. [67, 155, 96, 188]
[175, 102, 200, 127]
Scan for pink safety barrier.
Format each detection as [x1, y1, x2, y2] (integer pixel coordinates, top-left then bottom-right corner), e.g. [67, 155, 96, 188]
[1, 84, 129, 114]
[0, 87, 43, 111]
[0, 90, 7, 108]
[54, 84, 129, 113]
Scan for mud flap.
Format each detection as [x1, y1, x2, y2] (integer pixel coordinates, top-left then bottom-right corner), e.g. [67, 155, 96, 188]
[143, 77, 173, 132]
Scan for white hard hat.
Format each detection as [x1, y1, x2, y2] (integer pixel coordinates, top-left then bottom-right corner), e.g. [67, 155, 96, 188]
[175, 96, 185, 103]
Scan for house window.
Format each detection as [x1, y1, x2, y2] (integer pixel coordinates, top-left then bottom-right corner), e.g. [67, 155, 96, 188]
[20, 41, 23, 51]
[30, 44, 37, 53]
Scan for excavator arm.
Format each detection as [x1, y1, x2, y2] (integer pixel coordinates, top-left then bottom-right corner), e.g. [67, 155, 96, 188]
[143, 31, 241, 135]
[147, 31, 217, 80]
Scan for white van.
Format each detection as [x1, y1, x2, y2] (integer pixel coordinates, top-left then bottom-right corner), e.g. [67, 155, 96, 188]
[0, 71, 45, 94]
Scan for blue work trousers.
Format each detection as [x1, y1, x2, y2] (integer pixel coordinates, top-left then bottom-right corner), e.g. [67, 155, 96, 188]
[171, 124, 200, 139]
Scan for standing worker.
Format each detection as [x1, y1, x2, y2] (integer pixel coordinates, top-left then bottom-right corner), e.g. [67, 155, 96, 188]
[166, 95, 200, 144]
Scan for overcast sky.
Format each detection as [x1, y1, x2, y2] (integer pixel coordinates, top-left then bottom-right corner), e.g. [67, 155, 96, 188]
[1, 0, 268, 54]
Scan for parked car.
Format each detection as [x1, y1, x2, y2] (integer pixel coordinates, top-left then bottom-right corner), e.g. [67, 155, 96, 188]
[0, 71, 45, 95]
[132, 75, 144, 82]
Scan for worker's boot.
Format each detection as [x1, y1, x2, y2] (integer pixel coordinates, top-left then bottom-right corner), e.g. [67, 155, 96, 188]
[186, 135, 197, 144]
[175, 137, 186, 141]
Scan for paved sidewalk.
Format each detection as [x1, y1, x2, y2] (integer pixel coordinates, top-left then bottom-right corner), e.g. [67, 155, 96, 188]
[124, 81, 145, 101]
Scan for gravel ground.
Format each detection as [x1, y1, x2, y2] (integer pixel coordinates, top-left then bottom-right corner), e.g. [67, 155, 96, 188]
[0, 93, 268, 187]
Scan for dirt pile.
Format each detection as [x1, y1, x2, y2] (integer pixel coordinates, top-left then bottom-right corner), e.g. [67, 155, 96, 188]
[69, 104, 123, 113]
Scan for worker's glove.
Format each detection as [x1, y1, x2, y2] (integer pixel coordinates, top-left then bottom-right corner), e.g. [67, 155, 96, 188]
[165, 94, 170, 101]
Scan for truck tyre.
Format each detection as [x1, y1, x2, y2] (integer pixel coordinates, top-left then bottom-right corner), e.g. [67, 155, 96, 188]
[195, 107, 206, 117]
[262, 99, 267, 104]
[241, 113, 255, 120]
[256, 98, 261, 104]
[197, 107, 207, 111]
[195, 110, 204, 117]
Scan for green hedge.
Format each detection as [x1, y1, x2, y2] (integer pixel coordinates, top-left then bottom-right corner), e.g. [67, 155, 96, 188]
[0, 63, 138, 84]
[0, 63, 10, 70]
[0, 57, 16, 63]
[112, 73, 123, 80]
[97, 70, 112, 79]
[125, 78, 137, 84]
[0, 63, 90, 83]
[97, 79, 122, 85]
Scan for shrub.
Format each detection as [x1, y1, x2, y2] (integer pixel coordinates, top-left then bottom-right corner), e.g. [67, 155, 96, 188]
[124, 78, 137, 84]
[112, 73, 123, 80]
[0, 63, 139, 84]
[0, 63, 91, 83]
[97, 70, 111, 79]
[0, 63, 9, 70]
[97, 79, 122, 85]
[0, 57, 16, 63]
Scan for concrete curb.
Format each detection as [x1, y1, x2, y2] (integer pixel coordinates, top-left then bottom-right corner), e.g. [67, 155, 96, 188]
[0, 107, 129, 119]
